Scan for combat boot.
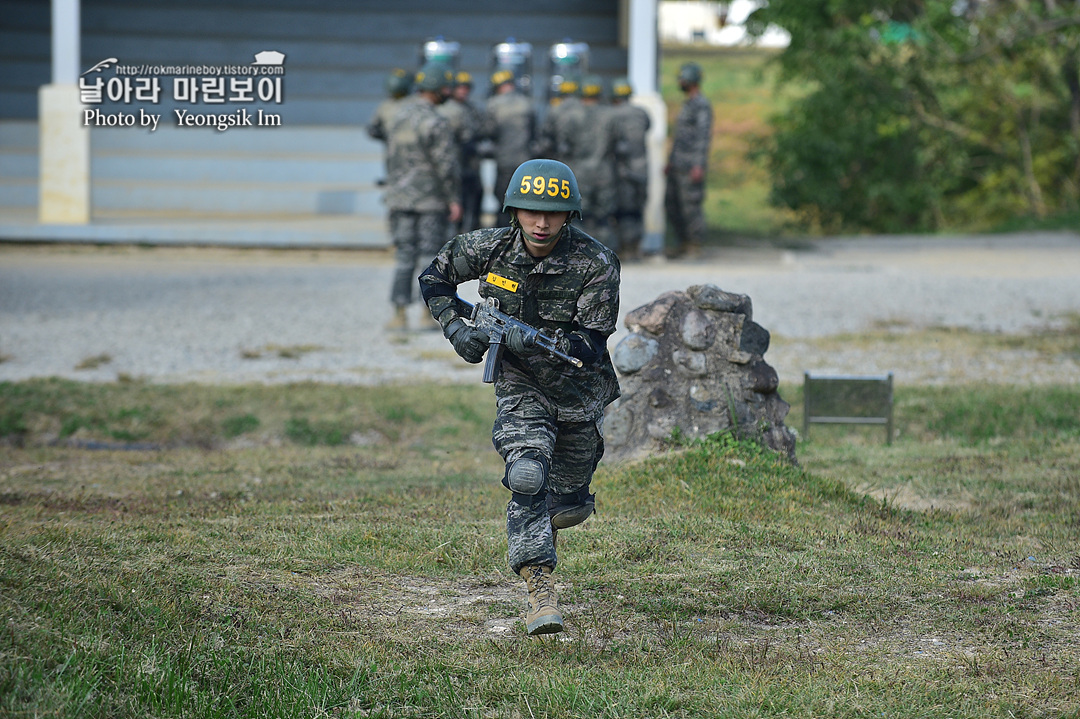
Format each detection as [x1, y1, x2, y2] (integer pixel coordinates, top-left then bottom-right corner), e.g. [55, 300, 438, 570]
[518, 565, 563, 636]
[384, 306, 408, 331]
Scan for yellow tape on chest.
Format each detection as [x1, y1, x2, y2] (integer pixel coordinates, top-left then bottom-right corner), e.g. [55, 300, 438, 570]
[485, 272, 519, 292]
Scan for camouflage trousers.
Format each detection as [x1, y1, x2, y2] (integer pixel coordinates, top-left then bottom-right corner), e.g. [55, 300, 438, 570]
[457, 173, 484, 236]
[578, 181, 617, 253]
[614, 178, 647, 255]
[389, 210, 449, 307]
[492, 391, 605, 573]
[493, 166, 516, 228]
[664, 168, 706, 251]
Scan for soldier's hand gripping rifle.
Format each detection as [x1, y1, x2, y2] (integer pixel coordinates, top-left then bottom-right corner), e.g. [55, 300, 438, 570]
[463, 297, 584, 383]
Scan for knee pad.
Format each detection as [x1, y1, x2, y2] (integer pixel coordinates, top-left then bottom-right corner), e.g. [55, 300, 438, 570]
[502, 453, 549, 504]
[548, 486, 596, 529]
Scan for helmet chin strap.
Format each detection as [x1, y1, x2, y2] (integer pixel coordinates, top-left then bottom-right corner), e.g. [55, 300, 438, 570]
[525, 222, 569, 245]
[510, 209, 573, 245]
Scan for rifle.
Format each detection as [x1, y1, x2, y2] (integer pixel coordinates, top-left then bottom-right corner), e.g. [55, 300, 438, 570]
[463, 297, 584, 383]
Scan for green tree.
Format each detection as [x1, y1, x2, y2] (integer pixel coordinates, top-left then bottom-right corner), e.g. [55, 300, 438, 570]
[748, 0, 1080, 232]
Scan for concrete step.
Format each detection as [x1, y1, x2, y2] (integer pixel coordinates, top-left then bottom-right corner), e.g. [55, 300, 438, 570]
[0, 177, 392, 217]
[0, 207, 392, 248]
[0, 179, 36, 207]
[92, 179, 387, 216]
[92, 152, 382, 185]
[2, 120, 383, 155]
[0, 151, 35, 180]
[1, 165, 389, 216]
[0, 121, 37, 147]
[0, 149, 383, 185]
[1, 120, 390, 216]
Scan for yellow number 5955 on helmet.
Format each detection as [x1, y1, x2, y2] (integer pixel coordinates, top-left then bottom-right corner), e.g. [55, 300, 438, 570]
[503, 159, 582, 219]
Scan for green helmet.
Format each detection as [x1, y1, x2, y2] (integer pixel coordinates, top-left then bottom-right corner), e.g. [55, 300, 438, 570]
[490, 66, 515, 87]
[678, 62, 703, 86]
[557, 72, 581, 97]
[611, 77, 633, 99]
[503, 159, 582, 218]
[385, 68, 412, 98]
[581, 74, 604, 99]
[414, 61, 453, 92]
[454, 70, 473, 88]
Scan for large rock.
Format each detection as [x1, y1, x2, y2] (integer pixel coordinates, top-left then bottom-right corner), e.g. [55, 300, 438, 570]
[605, 285, 797, 463]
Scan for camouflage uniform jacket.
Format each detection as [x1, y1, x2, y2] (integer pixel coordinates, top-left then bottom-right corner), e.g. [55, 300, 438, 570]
[610, 101, 651, 184]
[482, 91, 536, 173]
[385, 95, 460, 212]
[535, 96, 585, 164]
[366, 97, 403, 142]
[421, 225, 621, 422]
[572, 102, 617, 190]
[668, 94, 713, 170]
[437, 97, 482, 180]
[459, 99, 487, 182]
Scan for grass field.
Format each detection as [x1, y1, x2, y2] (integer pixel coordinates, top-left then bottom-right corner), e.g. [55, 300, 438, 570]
[2, 371, 1079, 718]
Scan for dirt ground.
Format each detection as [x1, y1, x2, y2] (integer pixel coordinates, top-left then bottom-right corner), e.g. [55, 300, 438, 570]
[1, 230, 1079, 387]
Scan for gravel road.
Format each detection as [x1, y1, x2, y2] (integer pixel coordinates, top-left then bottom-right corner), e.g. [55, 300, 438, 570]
[2, 231, 1079, 388]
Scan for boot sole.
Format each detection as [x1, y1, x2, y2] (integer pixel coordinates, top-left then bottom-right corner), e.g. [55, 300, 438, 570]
[526, 613, 564, 636]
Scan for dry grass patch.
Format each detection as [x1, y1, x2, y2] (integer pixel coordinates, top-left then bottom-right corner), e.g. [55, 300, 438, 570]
[240, 344, 327, 360]
[74, 353, 112, 370]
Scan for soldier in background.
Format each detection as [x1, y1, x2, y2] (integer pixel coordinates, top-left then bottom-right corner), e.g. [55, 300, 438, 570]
[608, 78, 651, 261]
[483, 68, 537, 228]
[573, 74, 617, 252]
[536, 75, 617, 252]
[665, 61, 713, 259]
[366, 68, 413, 179]
[534, 74, 583, 164]
[384, 61, 461, 332]
[438, 71, 484, 235]
[452, 72, 485, 233]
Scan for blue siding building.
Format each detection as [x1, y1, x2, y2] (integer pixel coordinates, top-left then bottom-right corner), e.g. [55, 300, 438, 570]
[0, 0, 663, 247]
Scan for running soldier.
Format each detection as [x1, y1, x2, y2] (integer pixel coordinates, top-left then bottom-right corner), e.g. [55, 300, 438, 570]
[384, 61, 461, 331]
[665, 61, 713, 259]
[418, 159, 620, 636]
